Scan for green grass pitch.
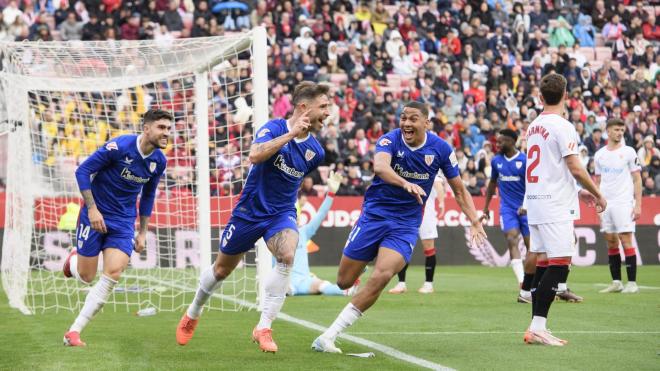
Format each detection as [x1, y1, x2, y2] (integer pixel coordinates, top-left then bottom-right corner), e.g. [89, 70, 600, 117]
[1, 265, 658, 370]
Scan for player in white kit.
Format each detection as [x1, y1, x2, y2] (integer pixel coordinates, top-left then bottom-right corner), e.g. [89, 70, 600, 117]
[388, 174, 445, 294]
[523, 74, 606, 346]
[594, 119, 642, 294]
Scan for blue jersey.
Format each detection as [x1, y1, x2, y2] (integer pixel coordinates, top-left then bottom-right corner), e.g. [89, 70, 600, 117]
[490, 151, 526, 210]
[364, 129, 459, 227]
[75, 134, 167, 224]
[233, 119, 324, 221]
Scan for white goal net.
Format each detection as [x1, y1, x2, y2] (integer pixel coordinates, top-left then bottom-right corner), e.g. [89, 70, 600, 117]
[0, 29, 269, 314]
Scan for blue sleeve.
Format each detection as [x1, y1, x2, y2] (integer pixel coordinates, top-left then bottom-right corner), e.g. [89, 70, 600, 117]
[139, 163, 165, 217]
[254, 120, 282, 144]
[375, 131, 396, 155]
[299, 195, 334, 240]
[490, 158, 499, 181]
[75, 141, 119, 191]
[439, 142, 460, 180]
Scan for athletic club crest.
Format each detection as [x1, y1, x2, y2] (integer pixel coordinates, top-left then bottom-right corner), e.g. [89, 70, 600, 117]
[515, 161, 523, 169]
[425, 154, 434, 166]
[305, 149, 316, 161]
[149, 162, 157, 173]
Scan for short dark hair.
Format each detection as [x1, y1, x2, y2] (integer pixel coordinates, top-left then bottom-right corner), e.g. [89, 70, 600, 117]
[292, 82, 330, 106]
[403, 101, 429, 118]
[143, 109, 173, 124]
[540, 73, 567, 105]
[499, 128, 518, 142]
[606, 118, 625, 129]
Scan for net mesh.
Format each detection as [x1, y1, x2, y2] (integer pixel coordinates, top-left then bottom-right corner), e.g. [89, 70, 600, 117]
[0, 32, 265, 314]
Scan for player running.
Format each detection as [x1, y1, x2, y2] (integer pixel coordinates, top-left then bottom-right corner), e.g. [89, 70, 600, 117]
[311, 102, 486, 353]
[289, 172, 360, 296]
[523, 74, 606, 347]
[176, 82, 329, 353]
[388, 174, 444, 294]
[595, 119, 642, 294]
[62, 109, 171, 346]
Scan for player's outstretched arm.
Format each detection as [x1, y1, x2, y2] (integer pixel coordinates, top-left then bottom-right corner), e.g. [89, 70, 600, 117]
[373, 152, 426, 204]
[135, 167, 164, 253]
[446, 175, 487, 244]
[481, 178, 497, 221]
[249, 110, 311, 164]
[565, 154, 606, 212]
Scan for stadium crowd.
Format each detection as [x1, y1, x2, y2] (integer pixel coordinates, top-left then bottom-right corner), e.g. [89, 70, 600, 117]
[3, 0, 659, 197]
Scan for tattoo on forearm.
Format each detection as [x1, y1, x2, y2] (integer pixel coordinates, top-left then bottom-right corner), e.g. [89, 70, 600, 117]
[139, 216, 149, 233]
[266, 229, 298, 263]
[81, 190, 96, 208]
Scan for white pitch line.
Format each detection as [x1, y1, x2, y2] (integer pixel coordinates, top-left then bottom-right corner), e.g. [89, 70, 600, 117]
[594, 283, 660, 290]
[140, 277, 454, 371]
[349, 331, 660, 335]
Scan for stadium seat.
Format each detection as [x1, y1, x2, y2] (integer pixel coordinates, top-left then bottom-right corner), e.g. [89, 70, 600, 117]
[595, 47, 612, 62]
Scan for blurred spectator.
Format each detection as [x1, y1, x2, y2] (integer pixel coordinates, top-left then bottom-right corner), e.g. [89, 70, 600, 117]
[60, 12, 83, 41]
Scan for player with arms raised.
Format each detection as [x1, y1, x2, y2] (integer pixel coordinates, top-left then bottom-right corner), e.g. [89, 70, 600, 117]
[176, 82, 329, 353]
[595, 119, 642, 294]
[311, 102, 486, 353]
[62, 109, 171, 346]
[523, 74, 606, 346]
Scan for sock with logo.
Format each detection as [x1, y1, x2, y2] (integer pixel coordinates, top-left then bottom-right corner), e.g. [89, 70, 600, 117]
[624, 247, 636, 282]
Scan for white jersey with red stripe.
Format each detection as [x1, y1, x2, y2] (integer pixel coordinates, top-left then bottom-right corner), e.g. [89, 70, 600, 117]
[524, 112, 580, 225]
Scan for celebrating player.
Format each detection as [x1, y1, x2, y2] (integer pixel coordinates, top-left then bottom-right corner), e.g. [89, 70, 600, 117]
[62, 109, 171, 346]
[311, 102, 486, 353]
[176, 82, 329, 353]
[523, 74, 606, 346]
[388, 174, 445, 294]
[595, 119, 642, 294]
[289, 172, 360, 296]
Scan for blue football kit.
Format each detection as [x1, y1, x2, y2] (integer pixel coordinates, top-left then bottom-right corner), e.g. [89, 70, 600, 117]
[490, 151, 529, 236]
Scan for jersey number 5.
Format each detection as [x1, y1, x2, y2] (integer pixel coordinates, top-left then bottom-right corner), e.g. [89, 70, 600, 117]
[526, 145, 541, 183]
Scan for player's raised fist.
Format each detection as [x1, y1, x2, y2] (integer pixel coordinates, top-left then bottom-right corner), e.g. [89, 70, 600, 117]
[326, 171, 343, 194]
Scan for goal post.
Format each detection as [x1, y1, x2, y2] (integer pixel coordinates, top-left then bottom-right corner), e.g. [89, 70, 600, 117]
[0, 28, 270, 314]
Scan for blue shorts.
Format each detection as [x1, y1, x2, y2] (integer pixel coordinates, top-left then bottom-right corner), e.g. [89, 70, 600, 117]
[219, 212, 298, 255]
[343, 214, 418, 263]
[500, 207, 530, 237]
[290, 273, 314, 296]
[76, 211, 135, 257]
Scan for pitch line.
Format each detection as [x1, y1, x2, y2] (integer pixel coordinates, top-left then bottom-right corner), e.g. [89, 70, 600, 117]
[145, 278, 454, 371]
[594, 283, 660, 290]
[349, 331, 660, 335]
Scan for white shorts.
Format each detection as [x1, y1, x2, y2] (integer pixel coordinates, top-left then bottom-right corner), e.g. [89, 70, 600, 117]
[529, 221, 576, 258]
[600, 203, 635, 234]
[419, 201, 438, 240]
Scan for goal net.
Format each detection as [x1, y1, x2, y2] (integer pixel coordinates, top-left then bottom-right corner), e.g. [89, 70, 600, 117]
[0, 29, 270, 314]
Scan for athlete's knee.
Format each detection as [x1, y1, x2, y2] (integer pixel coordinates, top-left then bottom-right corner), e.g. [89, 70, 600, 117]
[213, 261, 233, 280]
[78, 272, 96, 285]
[103, 268, 123, 281]
[275, 251, 295, 266]
[336, 276, 355, 290]
[369, 268, 396, 288]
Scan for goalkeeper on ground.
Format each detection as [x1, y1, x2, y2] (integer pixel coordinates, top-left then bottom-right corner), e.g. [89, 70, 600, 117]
[289, 172, 360, 296]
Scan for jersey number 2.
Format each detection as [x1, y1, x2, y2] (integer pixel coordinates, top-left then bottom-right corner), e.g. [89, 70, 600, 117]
[526, 145, 540, 183]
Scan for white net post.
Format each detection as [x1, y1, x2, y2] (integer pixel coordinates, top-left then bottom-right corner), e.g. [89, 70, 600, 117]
[251, 26, 273, 312]
[0, 30, 266, 314]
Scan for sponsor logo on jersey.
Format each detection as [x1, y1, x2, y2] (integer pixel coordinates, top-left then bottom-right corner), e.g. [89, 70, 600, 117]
[305, 149, 316, 162]
[105, 142, 118, 151]
[149, 162, 157, 173]
[600, 166, 625, 174]
[425, 154, 434, 166]
[393, 164, 430, 180]
[274, 154, 304, 178]
[449, 151, 458, 167]
[515, 161, 523, 169]
[257, 128, 270, 138]
[397, 150, 404, 158]
[120, 168, 150, 184]
[499, 175, 521, 182]
[123, 156, 134, 165]
[378, 138, 391, 146]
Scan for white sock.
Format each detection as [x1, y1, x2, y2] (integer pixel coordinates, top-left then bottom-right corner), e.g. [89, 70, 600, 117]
[69, 274, 117, 333]
[187, 265, 224, 319]
[529, 316, 547, 331]
[69, 254, 92, 285]
[257, 262, 291, 330]
[557, 283, 567, 292]
[519, 289, 531, 298]
[511, 259, 524, 284]
[322, 302, 362, 341]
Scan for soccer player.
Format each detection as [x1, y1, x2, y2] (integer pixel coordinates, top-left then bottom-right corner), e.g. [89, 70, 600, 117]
[289, 171, 359, 296]
[61, 109, 172, 346]
[594, 118, 642, 294]
[523, 74, 606, 346]
[388, 174, 445, 294]
[176, 82, 329, 353]
[311, 102, 487, 353]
